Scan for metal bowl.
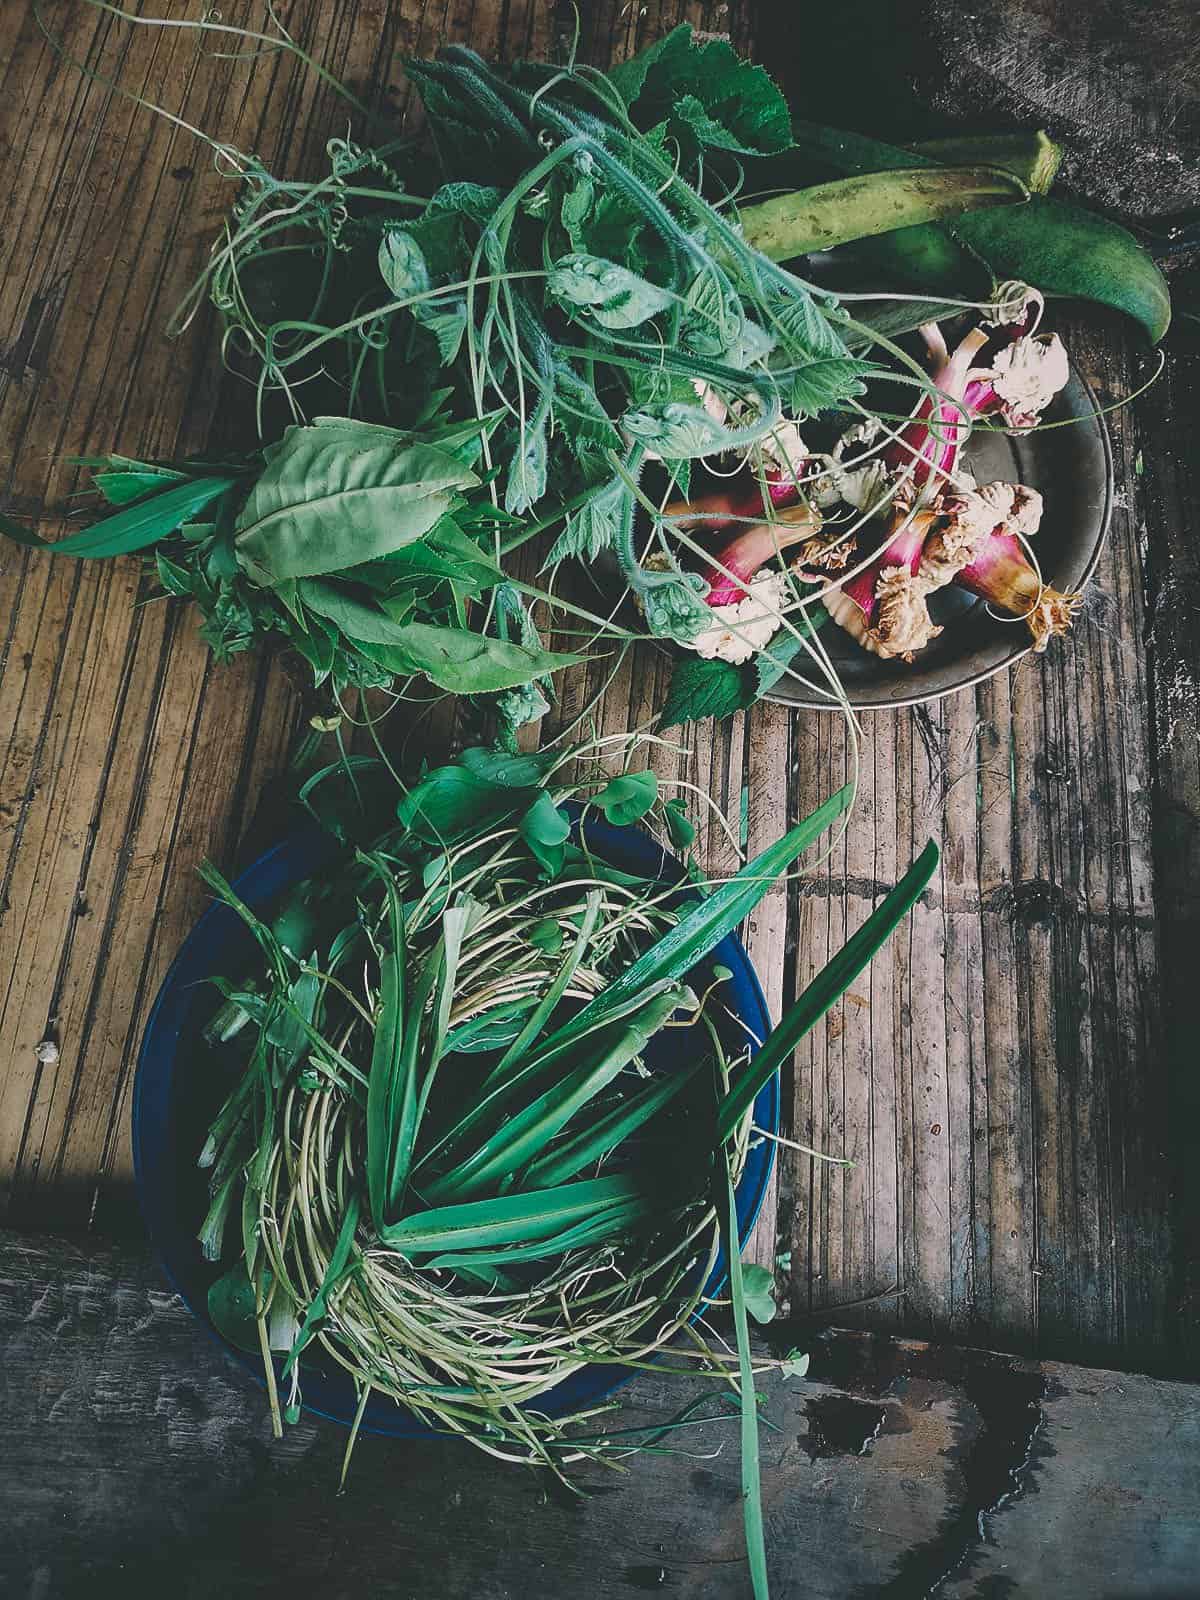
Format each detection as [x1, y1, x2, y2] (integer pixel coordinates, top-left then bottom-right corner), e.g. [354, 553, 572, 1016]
[764, 367, 1113, 711]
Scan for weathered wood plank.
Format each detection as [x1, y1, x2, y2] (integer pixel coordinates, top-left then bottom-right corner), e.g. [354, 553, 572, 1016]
[3, 1228, 1198, 1598]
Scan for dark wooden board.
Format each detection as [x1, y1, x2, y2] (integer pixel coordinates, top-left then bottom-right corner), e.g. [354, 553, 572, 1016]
[1, 0, 1198, 1382]
[3, 1228, 1198, 1599]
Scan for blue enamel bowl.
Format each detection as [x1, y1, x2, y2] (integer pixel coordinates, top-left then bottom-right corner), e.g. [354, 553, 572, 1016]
[132, 815, 778, 1436]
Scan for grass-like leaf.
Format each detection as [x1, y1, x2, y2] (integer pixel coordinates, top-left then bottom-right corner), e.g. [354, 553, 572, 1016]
[379, 1174, 644, 1254]
[717, 839, 939, 1142]
[528, 785, 852, 1060]
[422, 984, 690, 1203]
[1, 475, 237, 558]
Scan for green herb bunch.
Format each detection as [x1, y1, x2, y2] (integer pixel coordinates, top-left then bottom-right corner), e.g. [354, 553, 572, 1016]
[195, 737, 937, 1497]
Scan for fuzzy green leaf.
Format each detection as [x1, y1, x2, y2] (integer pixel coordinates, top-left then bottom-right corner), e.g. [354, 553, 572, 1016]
[547, 254, 673, 330]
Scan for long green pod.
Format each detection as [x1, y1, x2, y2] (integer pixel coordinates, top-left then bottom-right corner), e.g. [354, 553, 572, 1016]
[911, 131, 1062, 194]
[738, 165, 1029, 262]
[0, 475, 238, 558]
[716, 839, 940, 1143]
[784, 120, 1171, 342]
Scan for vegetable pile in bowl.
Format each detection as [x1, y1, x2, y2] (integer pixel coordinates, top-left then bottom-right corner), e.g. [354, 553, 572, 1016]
[169, 737, 937, 1475]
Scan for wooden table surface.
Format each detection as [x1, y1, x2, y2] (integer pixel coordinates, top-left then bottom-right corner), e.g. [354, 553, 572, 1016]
[1, 0, 1197, 1380]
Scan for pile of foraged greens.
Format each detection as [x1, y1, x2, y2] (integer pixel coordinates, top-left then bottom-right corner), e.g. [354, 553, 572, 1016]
[11, 17, 1172, 728]
[195, 738, 936, 1512]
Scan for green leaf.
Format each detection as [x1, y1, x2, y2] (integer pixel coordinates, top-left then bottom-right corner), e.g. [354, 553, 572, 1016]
[788, 359, 877, 418]
[234, 423, 477, 583]
[519, 791, 570, 877]
[755, 616, 827, 697]
[717, 839, 939, 1142]
[545, 477, 630, 566]
[537, 787, 853, 1053]
[522, 1054, 706, 1189]
[207, 1264, 262, 1355]
[490, 892, 603, 1080]
[662, 797, 697, 851]
[547, 254, 673, 330]
[722, 1162, 771, 1600]
[661, 655, 750, 729]
[781, 1349, 810, 1380]
[282, 1192, 361, 1378]
[740, 1263, 778, 1325]
[0, 475, 237, 559]
[378, 621, 585, 695]
[365, 866, 410, 1228]
[397, 748, 554, 842]
[594, 769, 658, 827]
[378, 228, 431, 298]
[504, 420, 548, 515]
[425, 1201, 648, 1270]
[422, 984, 689, 1204]
[378, 1174, 644, 1254]
[413, 295, 469, 364]
[529, 918, 563, 954]
[92, 459, 187, 505]
[611, 24, 792, 157]
[621, 402, 739, 460]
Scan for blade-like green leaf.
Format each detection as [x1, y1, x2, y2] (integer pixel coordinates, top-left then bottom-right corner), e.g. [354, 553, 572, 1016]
[365, 860, 408, 1230]
[282, 1191, 361, 1377]
[426, 1200, 651, 1270]
[530, 786, 853, 1059]
[379, 1174, 643, 1254]
[522, 1054, 708, 1189]
[423, 984, 689, 1203]
[0, 475, 237, 559]
[422, 978, 688, 1172]
[486, 890, 602, 1081]
[717, 839, 939, 1142]
[723, 1161, 770, 1600]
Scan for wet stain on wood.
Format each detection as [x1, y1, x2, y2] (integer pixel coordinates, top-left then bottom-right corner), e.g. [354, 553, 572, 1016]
[801, 1396, 890, 1461]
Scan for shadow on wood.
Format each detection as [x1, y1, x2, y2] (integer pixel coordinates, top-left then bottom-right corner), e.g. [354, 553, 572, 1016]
[2, 1229, 1197, 1599]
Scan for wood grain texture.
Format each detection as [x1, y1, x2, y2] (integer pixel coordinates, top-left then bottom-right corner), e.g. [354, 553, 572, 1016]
[1, 0, 1197, 1380]
[4, 1227, 1199, 1599]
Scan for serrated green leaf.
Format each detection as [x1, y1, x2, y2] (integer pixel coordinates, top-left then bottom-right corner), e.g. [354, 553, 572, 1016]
[611, 24, 791, 157]
[661, 655, 751, 728]
[788, 358, 877, 417]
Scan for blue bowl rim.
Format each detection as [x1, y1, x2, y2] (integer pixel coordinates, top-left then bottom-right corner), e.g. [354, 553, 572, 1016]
[132, 815, 779, 1438]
